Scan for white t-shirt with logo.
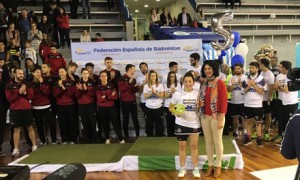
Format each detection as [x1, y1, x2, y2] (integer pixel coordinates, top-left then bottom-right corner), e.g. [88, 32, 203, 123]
[163, 83, 181, 107]
[170, 90, 200, 128]
[143, 83, 164, 109]
[244, 74, 267, 108]
[282, 78, 298, 105]
[261, 70, 275, 101]
[136, 74, 147, 103]
[275, 73, 286, 100]
[228, 74, 248, 104]
[189, 65, 202, 76]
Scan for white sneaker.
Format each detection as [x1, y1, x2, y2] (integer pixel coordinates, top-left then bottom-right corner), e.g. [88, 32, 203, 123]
[192, 167, 201, 178]
[70, 142, 75, 145]
[62, 142, 67, 145]
[105, 139, 110, 144]
[32, 145, 38, 151]
[178, 168, 187, 178]
[12, 149, 19, 156]
[120, 140, 125, 144]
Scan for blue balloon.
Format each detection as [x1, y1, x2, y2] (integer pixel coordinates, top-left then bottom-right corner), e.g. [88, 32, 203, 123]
[232, 31, 241, 48]
[231, 54, 244, 66]
[221, 50, 227, 57]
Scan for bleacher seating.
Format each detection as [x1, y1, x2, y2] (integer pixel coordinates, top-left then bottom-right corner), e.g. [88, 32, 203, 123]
[197, 0, 300, 43]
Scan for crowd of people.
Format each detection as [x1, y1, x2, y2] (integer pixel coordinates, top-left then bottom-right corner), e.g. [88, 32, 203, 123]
[150, 6, 206, 28]
[0, 45, 297, 178]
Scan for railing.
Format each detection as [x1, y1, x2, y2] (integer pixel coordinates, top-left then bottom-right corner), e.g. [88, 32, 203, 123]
[188, 0, 198, 11]
[120, 0, 132, 21]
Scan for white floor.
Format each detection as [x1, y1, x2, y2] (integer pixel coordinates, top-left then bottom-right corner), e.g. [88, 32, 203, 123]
[250, 165, 298, 180]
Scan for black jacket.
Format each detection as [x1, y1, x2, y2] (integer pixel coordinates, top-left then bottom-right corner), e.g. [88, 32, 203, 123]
[177, 12, 192, 26]
[281, 109, 300, 162]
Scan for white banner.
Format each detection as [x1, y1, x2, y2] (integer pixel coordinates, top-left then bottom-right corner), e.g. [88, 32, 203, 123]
[71, 40, 202, 77]
[71, 40, 202, 136]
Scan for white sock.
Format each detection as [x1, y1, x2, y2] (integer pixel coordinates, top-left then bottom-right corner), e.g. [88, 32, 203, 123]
[244, 129, 247, 134]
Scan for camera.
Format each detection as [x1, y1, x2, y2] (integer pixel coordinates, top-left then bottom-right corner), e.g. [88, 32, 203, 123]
[287, 68, 300, 91]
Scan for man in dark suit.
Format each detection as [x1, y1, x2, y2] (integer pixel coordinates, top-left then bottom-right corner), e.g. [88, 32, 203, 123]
[177, 7, 192, 26]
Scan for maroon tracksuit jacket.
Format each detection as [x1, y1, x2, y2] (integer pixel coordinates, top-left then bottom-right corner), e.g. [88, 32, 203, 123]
[31, 80, 51, 106]
[96, 83, 117, 107]
[118, 74, 138, 102]
[75, 79, 96, 105]
[52, 78, 76, 105]
[5, 80, 34, 110]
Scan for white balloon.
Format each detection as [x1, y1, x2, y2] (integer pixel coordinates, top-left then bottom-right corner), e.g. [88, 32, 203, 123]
[235, 43, 248, 58]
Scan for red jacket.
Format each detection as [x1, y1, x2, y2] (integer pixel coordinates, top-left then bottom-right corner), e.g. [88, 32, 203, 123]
[39, 42, 52, 60]
[96, 83, 117, 107]
[118, 74, 138, 102]
[56, 15, 70, 29]
[53, 78, 76, 105]
[100, 68, 121, 88]
[5, 80, 34, 110]
[44, 52, 66, 75]
[31, 80, 51, 106]
[204, 79, 228, 115]
[75, 79, 96, 105]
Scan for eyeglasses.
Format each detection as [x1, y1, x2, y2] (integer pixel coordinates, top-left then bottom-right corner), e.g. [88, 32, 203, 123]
[170, 76, 176, 77]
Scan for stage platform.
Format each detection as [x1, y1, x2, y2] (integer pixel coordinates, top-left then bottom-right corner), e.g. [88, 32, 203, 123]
[9, 137, 243, 173]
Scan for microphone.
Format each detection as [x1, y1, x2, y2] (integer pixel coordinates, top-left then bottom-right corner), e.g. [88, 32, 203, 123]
[42, 163, 86, 180]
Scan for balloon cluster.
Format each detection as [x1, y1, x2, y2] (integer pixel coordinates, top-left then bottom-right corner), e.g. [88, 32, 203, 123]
[210, 11, 248, 67]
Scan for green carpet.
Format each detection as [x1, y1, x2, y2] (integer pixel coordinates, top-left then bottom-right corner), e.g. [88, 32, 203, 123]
[126, 136, 236, 156]
[20, 144, 133, 164]
[19, 137, 236, 165]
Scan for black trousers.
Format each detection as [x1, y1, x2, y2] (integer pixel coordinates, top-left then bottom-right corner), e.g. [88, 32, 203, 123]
[58, 28, 70, 47]
[69, 0, 79, 19]
[282, 103, 298, 135]
[115, 99, 121, 127]
[164, 107, 175, 137]
[107, 0, 114, 9]
[57, 104, 77, 143]
[32, 107, 57, 143]
[97, 106, 123, 141]
[121, 101, 140, 137]
[79, 104, 97, 143]
[0, 103, 8, 151]
[145, 106, 164, 137]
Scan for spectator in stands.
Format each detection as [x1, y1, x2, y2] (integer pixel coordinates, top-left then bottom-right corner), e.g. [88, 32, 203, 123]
[70, 0, 79, 19]
[28, 22, 43, 58]
[0, 58, 9, 156]
[150, 8, 159, 25]
[0, 3, 7, 44]
[25, 58, 37, 82]
[194, 5, 205, 28]
[56, 7, 70, 49]
[38, 15, 53, 35]
[6, 22, 20, 47]
[44, 45, 66, 75]
[6, 8, 18, 25]
[107, 0, 114, 10]
[28, 10, 38, 23]
[235, 0, 242, 8]
[95, 33, 104, 42]
[39, 33, 54, 63]
[0, 41, 7, 64]
[80, 29, 91, 43]
[160, 8, 172, 26]
[18, 9, 31, 50]
[47, 2, 60, 47]
[6, 39, 21, 66]
[177, 7, 192, 26]
[82, 0, 91, 19]
[23, 40, 37, 64]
